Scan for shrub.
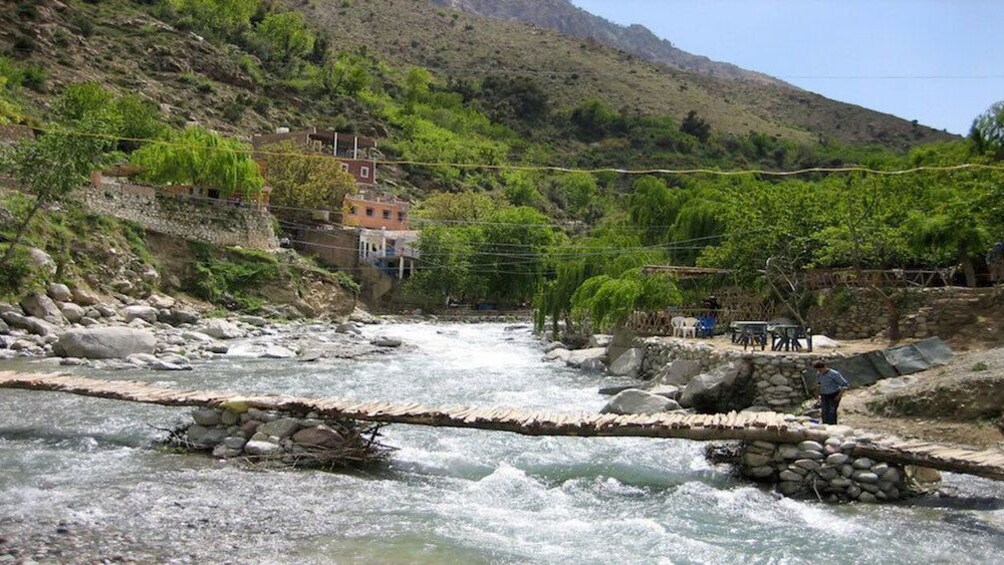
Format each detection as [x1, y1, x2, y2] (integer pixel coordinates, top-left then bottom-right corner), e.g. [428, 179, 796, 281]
[0, 246, 36, 296]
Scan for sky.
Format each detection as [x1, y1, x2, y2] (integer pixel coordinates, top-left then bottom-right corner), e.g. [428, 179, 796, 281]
[571, 0, 1004, 135]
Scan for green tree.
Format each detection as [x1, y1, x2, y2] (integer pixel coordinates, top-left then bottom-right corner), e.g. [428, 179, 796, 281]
[970, 100, 1004, 159]
[255, 11, 315, 61]
[680, 110, 711, 143]
[168, 0, 260, 37]
[570, 268, 681, 331]
[258, 141, 357, 210]
[628, 176, 685, 245]
[906, 197, 989, 287]
[408, 225, 481, 305]
[322, 53, 373, 96]
[412, 191, 504, 223]
[131, 127, 264, 197]
[404, 67, 432, 110]
[475, 206, 560, 303]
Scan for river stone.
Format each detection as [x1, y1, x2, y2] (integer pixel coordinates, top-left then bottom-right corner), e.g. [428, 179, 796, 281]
[793, 459, 820, 471]
[262, 345, 296, 359]
[292, 425, 344, 448]
[746, 465, 774, 479]
[817, 466, 839, 480]
[543, 341, 565, 353]
[2, 312, 58, 336]
[336, 322, 363, 335]
[829, 477, 852, 488]
[544, 348, 571, 363]
[223, 436, 247, 450]
[847, 485, 862, 498]
[565, 347, 606, 369]
[257, 418, 300, 439]
[826, 453, 850, 466]
[192, 408, 222, 426]
[20, 293, 63, 324]
[27, 247, 56, 275]
[777, 445, 800, 460]
[880, 468, 901, 483]
[162, 309, 200, 326]
[587, 334, 612, 348]
[371, 336, 402, 348]
[47, 283, 72, 303]
[146, 294, 176, 309]
[243, 440, 281, 456]
[779, 470, 803, 482]
[852, 471, 879, 484]
[778, 481, 803, 497]
[744, 453, 771, 467]
[126, 353, 160, 366]
[60, 303, 86, 323]
[858, 491, 878, 503]
[149, 359, 192, 371]
[221, 410, 240, 426]
[797, 440, 823, 452]
[579, 357, 606, 372]
[122, 305, 159, 323]
[182, 331, 214, 343]
[70, 287, 100, 306]
[53, 327, 156, 359]
[841, 464, 854, 478]
[187, 424, 228, 447]
[600, 389, 680, 415]
[212, 444, 241, 458]
[200, 319, 243, 340]
[657, 359, 703, 386]
[852, 458, 874, 469]
[609, 348, 643, 377]
[796, 450, 824, 460]
[240, 315, 268, 327]
[648, 385, 680, 400]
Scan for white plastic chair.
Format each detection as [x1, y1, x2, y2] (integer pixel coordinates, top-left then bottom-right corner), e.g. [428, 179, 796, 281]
[680, 317, 699, 338]
[670, 316, 685, 337]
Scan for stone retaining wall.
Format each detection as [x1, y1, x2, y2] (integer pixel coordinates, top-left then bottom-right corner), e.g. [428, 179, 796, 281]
[77, 180, 279, 251]
[740, 435, 912, 503]
[807, 286, 1004, 341]
[639, 337, 842, 411]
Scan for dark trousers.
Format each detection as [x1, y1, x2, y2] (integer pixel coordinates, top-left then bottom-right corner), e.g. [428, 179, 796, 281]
[820, 393, 841, 425]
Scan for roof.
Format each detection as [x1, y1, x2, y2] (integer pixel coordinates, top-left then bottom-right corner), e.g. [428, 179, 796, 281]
[252, 128, 377, 149]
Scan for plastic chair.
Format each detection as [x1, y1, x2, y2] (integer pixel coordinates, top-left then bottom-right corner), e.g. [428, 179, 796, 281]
[680, 317, 699, 338]
[697, 315, 716, 337]
[671, 316, 685, 337]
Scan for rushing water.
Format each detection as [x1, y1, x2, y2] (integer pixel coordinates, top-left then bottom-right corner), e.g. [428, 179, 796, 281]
[2, 322, 1004, 563]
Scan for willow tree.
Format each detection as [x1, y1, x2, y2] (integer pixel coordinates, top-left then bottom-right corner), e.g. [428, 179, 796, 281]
[570, 268, 682, 332]
[131, 127, 263, 198]
[258, 141, 356, 211]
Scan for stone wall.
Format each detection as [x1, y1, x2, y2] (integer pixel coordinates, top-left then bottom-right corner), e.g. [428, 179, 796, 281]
[77, 179, 279, 251]
[739, 431, 912, 503]
[807, 286, 1004, 341]
[639, 337, 842, 411]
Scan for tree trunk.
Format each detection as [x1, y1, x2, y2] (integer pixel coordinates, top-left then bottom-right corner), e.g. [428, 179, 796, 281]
[961, 256, 977, 288]
[884, 297, 901, 343]
[0, 197, 44, 269]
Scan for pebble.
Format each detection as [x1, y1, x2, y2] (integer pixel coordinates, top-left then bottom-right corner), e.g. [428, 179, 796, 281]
[825, 453, 849, 466]
[797, 440, 823, 452]
[852, 458, 874, 469]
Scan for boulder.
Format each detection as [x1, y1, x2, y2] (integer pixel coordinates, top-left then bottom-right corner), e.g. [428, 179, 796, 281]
[261, 345, 296, 359]
[243, 440, 281, 456]
[336, 322, 363, 335]
[580, 357, 606, 372]
[565, 347, 606, 369]
[257, 418, 301, 439]
[598, 385, 636, 396]
[811, 335, 840, 349]
[239, 315, 268, 327]
[200, 319, 243, 340]
[53, 327, 156, 359]
[348, 307, 379, 324]
[47, 283, 73, 303]
[601, 389, 681, 415]
[608, 348, 644, 377]
[656, 359, 704, 386]
[543, 348, 571, 363]
[70, 287, 101, 306]
[587, 334, 613, 348]
[122, 305, 159, 324]
[60, 303, 86, 323]
[187, 424, 228, 448]
[678, 361, 751, 412]
[1, 312, 58, 336]
[147, 293, 176, 309]
[149, 359, 192, 371]
[543, 341, 565, 353]
[182, 330, 214, 343]
[371, 336, 402, 348]
[648, 385, 681, 400]
[26, 247, 56, 275]
[20, 293, 63, 324]
[191, 408, 222, 426]
[291, 425, 344, 448]
[161, 309, 200, 326]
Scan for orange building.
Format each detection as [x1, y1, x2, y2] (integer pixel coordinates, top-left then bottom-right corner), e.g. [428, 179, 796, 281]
[343, 191, 410, 230]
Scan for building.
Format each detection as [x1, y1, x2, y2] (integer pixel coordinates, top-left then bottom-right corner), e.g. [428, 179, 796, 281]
[359, 228, 420, 280]
[251, 127, 378, 186]
[343, 190, 410, 231]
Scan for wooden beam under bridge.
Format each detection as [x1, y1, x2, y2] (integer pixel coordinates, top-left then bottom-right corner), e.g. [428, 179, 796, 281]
[2, 372, 1004, 481]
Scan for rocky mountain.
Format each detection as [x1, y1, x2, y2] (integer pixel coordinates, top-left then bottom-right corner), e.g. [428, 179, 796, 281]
[430, 0, 790, 87]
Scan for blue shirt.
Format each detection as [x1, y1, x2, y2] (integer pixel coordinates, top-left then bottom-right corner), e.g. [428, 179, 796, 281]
[817, 368, 849, 395]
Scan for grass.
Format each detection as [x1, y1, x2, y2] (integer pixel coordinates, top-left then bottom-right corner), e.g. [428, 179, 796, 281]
[971, 362, 990, 372]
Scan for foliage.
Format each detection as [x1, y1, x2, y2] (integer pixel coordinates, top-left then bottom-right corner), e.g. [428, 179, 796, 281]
[255, 11, 315, 61]
[131, 126, 264, 197]
[321, 53, 373, 96]
[680, 110, 711, 143]
[412, 190, 505, 222]
[570, 268, 681, 331]
[970, 100, 1004, 159]
[167, 0, 260, 37]
[188, 243, 280, 311]
[258, 140, 357, 210]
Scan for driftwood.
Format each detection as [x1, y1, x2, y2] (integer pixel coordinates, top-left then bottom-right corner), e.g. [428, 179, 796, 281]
[2, 372, 1004, 481]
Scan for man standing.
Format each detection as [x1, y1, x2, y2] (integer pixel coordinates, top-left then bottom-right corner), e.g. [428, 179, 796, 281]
[814, 361, 849, 425]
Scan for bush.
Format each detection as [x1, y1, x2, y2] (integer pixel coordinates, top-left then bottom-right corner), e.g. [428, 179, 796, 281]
[0, 246, 36, 296]
[188, 244, 281, 310]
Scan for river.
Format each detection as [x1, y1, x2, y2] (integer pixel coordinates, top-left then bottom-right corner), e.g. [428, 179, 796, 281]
[2, 322, 1004, 563]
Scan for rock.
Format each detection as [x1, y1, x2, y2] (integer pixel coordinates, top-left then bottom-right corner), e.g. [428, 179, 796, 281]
[206, 344, 229, 354]
[122, 305, 159, 323]
[47, 283, 72, 303]
[908, 466, 942, 484]
[608, 348, 643, 377]
[126, 353, 160, 366]
[678, 361, 749, 411]
[336, 322, 363, 335]
[598, 385, 636, 396]
[162, 309, 200, 326]
[292, 425, 344, 448]
[793, 459, 820, 471]
[851, 471, 879, 483]
[371, 336, 402, 348]
[182, 331, 214, 343]
[565, 347, 606, 369]
[600, 389, 681, 415]
[59, 357, 86, 366]
[648, 385, 680, 400]
[1, 312, 58, 336]
[811, 335, 840, 349]
[852, 458, 874, 469]
[200, 319, 243, 340]
[243, 440, 281, 456]
[543, 341, 565, 353]
[857, 491, 878, 503]
[221, 410, 240, 426]
[223, 436, 247, 450]
[79, 317, 98, 327]
[826, 453, 850, 466]
[746, 465, 774, 479]
[27, 247, 56, 275]
[53, 327, 156, 359]
[141, 266, 159, 283]
[870, 463, 889, 476]
[543, 348, 571, 363]
[796, 450, 824, 460]
[147, 294, 176, 309]
[20, 293, 63, 324]
[745, 453, 772, 467]
[829, 477, 852, 488]
[149, 359, 192, 371]
[580, 357, 606, 372]
[654, 359, 705, 386]
[59, 303, 85, 323]
[70, 287, 100, 306]
[239, 315, 268, 327]
[95, 304, 117, 318]
[880, 468, 901, 483]
[348, 307, 378, 324]
[777, 445, 800, 460]
[158, 353, 190, 366]
[192, 408, 222, 426]
[779, 470, 803, 482]
[261, 345, 296, 359]
[587, 334, 612, 348]
[798, 440, 823, 452]
[186, 424, 228, 447]
[257, 418, 300, 439]
[212, 444, 241, 458]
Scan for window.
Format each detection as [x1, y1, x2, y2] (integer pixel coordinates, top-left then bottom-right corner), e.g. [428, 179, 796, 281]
[340, 163, 349, 172]
[366, 208, 374, 217]
[397, 211, 406, 222]
[361, 166, 370, 178]
[349, 206, 358, 215]
[382, 210, 391, 220]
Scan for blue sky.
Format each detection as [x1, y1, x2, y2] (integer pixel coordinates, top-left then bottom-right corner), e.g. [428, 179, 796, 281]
[571, 0, 1004, 135]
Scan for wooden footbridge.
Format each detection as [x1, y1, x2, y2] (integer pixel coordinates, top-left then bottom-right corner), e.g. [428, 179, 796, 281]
[3, 372, 1004, 481]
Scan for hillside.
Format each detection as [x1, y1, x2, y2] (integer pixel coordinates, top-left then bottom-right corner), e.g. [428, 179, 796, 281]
[430, 0, 790, 88]
[1, 0, 953, 151]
